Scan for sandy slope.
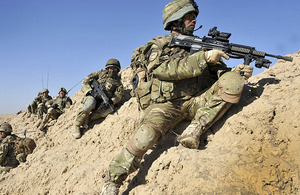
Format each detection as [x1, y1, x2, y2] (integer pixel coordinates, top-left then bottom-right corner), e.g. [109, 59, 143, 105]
[0, 50, 299, 195]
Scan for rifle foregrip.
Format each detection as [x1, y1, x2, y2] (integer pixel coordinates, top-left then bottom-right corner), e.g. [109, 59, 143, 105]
[231, 46, 266, 57]
[231, 46, 251, 54]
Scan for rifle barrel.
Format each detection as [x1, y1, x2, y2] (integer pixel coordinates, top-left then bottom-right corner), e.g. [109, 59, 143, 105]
[266, 53, 293, 62]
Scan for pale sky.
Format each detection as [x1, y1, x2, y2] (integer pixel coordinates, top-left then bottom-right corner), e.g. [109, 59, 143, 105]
[0, 0, 299, 114]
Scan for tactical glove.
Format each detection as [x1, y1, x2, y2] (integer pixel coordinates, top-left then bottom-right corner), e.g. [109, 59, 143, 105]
[233, 64, 253, 80]
[205, 50, 229, 64]
[16, 153, 27, 163]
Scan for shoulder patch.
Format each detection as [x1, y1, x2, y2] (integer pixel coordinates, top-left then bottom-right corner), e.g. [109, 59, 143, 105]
[149, 51, 158, 62]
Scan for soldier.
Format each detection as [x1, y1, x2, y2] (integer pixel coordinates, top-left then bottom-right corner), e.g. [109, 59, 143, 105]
[27, 89, 52, 115]
[37, 87, 72, 131]
[36, 88, 53, 121]
[100, 0, 253, 194]
[73, 58, 124, 139]
[0, 122, 27, 173]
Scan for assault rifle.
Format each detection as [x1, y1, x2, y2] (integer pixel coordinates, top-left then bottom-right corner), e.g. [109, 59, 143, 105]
[170, 26, 293, 68]
[91, 79, 114, 111]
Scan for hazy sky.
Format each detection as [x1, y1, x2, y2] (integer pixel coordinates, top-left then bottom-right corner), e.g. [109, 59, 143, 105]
[1, 0, 299, 114]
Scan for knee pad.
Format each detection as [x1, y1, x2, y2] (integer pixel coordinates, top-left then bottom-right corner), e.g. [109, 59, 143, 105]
[127, 126, 160, 157]
[47, 107, 54, 114]
[218, 71, 245, 104]
[83, 96, 97, 112]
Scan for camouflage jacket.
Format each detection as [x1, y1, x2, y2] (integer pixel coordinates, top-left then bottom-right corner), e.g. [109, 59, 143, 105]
[140, 34, 228, 103]
[0, 134, 20, 168]
[34, 94, 52, 105]
[46, 96, 72, 113]
[81, 69, 124, 105]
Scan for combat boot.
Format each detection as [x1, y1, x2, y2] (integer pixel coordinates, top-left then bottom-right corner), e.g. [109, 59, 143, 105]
[35, 119, 43, 128]
[82, 116, 89, 129]
[176, 123, 205, 149]
[100, 182, 120, 195]
[73, 125, 81, 139]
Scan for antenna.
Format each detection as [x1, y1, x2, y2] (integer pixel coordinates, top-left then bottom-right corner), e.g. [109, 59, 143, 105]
[41, 71, 44, 90]
[67, 77, 85, 94]
[47, 66, 49, 89]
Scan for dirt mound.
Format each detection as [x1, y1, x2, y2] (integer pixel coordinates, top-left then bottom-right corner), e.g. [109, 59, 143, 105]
[0, 51, 299, 195]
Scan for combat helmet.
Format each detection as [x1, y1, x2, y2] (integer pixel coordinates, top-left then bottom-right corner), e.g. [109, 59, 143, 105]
[0, 122, 13, 133]
[105, 58, 121, 71]
[58, 87, 67, 94]
[163, 0, 199, 30]
[42, 88, 49, 93]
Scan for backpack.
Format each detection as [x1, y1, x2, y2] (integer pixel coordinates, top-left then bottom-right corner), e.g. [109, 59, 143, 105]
[130, 43, 152, 95]
[130, 36, 169, 98]
[15, 137, 36, 155]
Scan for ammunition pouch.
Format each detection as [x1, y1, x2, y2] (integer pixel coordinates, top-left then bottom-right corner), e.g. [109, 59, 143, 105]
[151, 79, 175, 103]
[135, 80, 153, 110]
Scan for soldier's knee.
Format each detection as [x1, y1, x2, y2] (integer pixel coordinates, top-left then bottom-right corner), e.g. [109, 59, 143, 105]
[218, 71, 245, 104]
[126, 126, 161, 157]
[83, 96, 96, 112]
[38, 103, 45, 109]
[47, 107, 55, 114]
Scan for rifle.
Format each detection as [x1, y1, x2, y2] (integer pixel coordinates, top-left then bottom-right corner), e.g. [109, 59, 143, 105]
[170, 26, 293, 68]
[91, 79, 114, 111]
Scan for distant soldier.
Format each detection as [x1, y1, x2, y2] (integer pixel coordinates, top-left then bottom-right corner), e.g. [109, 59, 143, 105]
[0, 122, 36, 173]
[27, 89, 52, 115]
[37, 87, 72, 131]
[36, 88, 53, 120]
[73, 59, 124, 139]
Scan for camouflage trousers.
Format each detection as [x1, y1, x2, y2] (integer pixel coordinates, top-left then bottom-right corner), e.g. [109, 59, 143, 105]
[74, 96, 113, 127]
[105, 81, 233, 185]
[37, 103, 48, 119]
[27, 101, 38, 114]
[42, 107, 62, 124]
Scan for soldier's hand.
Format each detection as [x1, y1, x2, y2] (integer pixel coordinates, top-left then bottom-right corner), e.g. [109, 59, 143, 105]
[233, 64, 253, 80]
[205, 50, 229, 64]
[16, 153, 27, 163]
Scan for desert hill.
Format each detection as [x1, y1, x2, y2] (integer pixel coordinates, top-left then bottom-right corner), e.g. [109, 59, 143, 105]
[0, 50, 299, 194]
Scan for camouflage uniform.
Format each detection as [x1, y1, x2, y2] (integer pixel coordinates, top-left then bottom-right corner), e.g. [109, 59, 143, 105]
[0, 123, 27, 173]
[73, 59, 124, 139]
[37, 88, 72, 130]
[36, 91, 53, 119]
[101, 1, 247, 193]
[28, 89, 52, 116]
